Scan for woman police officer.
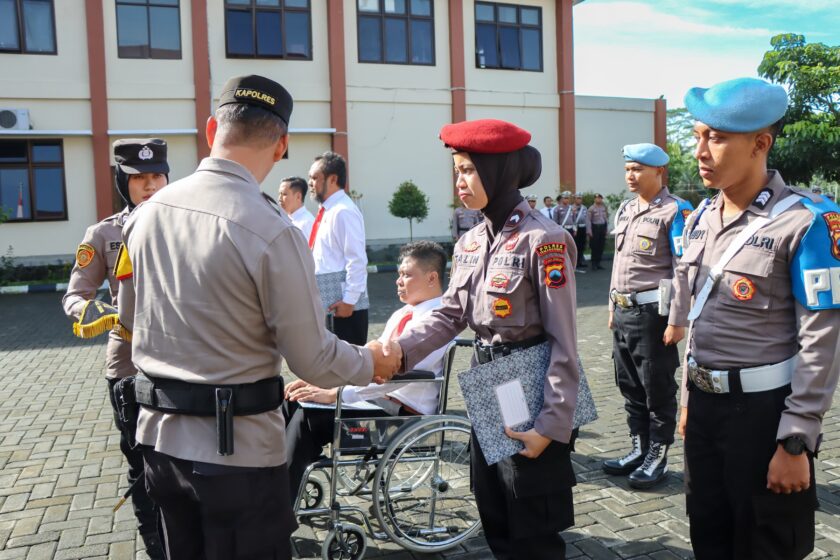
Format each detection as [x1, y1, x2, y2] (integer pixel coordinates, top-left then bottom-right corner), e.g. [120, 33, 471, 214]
[395, 119, 580, 559]
[62, 138, 169, 559]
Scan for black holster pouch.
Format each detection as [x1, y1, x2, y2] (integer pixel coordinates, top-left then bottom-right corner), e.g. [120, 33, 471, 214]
[133, 372, 284, 457]
[112, 376, 140, 448]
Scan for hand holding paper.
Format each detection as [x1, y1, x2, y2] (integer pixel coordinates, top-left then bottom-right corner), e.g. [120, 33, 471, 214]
[504, 427, 551, 459]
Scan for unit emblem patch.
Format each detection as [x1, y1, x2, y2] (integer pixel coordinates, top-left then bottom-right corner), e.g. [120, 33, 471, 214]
[543, 257, 566, 289]
[492, 297, 512, 318]
[76, 244, 95, 269]
[732, 277, 756, 301]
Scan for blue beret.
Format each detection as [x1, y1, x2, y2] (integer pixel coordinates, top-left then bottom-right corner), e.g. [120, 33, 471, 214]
[622, 143, 669, 167]
[684, 77, 787, 133]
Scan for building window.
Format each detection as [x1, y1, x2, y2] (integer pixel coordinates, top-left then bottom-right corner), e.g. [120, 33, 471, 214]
[0, 140, 67, 222]
[357, 0, 434, 65]
[0, 0, 57, 54]
[475, 2, 542, 71]
[225, 0, 312, 59]
[116, 0, 182, 59]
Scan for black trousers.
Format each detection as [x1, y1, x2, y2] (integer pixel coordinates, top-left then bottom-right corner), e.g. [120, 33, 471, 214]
[590, 223, 607, 267]
[106, 378, 158, 536]
[685, 380, 817, 560]
[573, 228, 588, 267]
[143, 448, 297, 560]
[332, 309, 369, 345]
[612, 304, 679, 444]
[471, 431, 576, 560]
[282, 399, 407, 506]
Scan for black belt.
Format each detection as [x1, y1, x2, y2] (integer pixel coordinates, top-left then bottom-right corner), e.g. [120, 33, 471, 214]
[134, 372, 284, 456]
[474, 334, 547, 364]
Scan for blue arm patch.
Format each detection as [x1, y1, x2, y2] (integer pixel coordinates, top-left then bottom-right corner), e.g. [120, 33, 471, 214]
[669, 200, 695, 257]
[791, 197, 840, 310]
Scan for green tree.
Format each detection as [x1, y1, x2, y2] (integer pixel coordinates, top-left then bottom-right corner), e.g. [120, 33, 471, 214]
[758, 33, 840, 184]
[388, 180, 429, 241]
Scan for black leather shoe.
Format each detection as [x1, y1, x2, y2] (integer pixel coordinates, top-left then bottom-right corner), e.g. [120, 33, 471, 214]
[628, 442, 669, 489]
[141, 532, 166, 560]
[603, 434, 647, 475]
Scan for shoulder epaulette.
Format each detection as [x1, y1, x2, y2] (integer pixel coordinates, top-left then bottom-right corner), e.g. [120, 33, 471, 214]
[262, 192, 284, 216]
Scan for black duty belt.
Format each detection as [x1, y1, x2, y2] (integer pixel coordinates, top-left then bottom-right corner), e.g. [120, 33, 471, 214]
[134, 372, 284, 456]
[474, 334, 547, 364]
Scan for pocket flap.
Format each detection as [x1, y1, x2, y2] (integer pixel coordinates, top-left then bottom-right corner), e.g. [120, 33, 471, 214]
[723, 249, 773, 278]
[635, 221, 661, 238]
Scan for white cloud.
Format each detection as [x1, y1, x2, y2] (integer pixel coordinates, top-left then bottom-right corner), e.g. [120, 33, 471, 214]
[705, 0, 839, 11]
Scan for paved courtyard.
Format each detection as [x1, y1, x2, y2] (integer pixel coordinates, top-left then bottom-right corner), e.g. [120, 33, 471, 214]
[2, 265, 840, 559]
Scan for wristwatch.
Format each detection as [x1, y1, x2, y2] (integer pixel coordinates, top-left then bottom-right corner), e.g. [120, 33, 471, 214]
[780, 436, 807, 456]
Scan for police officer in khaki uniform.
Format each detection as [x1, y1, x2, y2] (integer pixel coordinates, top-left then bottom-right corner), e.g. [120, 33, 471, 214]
[116, 75, 399, 559]
[673, 77, 840, 560]
[602, 143, 694, 489]
[397, 119, 580, 559]
[571, 194, 591, 269]
[451, 204, 483, 240]
[62, 138, 168, 559]
[588, 194, 609, 270]
[553, 190, 574, 232]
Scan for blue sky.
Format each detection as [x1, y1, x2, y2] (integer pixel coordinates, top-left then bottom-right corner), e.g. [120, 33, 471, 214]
[573, 0, 840, 107]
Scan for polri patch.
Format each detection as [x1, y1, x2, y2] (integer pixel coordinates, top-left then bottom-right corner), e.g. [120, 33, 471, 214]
[492, 297, 512, 318]
[535, 243, 566, 257]
[490, 273, 510, 289]
[543, 257, 566, 289]
[732, 277, 756, 301]
[823, 212, 840, 261]
[504, 232, 519, 251]
[464, 240, 480, 252]
[76, 244, 95, 269]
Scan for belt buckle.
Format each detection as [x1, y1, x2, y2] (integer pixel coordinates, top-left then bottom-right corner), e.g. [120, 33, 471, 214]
[611, 291, 632, 309]
[489, 345, 509, 361]
[688, 358, 724, 393]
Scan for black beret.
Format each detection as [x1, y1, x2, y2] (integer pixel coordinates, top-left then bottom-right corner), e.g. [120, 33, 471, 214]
[113, 138, 169, 174]
[217, 74, 293, 125]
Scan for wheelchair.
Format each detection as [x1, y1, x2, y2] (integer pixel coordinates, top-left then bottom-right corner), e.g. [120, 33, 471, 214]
[293, 339, 480, 560]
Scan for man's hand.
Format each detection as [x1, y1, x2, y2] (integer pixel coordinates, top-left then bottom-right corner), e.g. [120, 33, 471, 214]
[663, 325, 685, 346]
[767, 444, 810, 494]
[678, 406, 688, 439]
[608, 310, 615, 330]
[287, 382, 338, 404]
[284, 379, 307, 399]
[504, 427, 552, 459]
[328, 301, 355, 318]
[367, 340, 401, 384]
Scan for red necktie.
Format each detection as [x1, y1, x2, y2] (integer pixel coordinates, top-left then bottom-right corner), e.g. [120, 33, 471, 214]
[393, 311, 414, 339]
[308, 206, 325, 249]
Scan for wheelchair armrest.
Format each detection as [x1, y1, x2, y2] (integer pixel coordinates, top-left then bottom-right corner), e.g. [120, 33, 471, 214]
[392, 370, 438, 382]
[454, 338, 473, 348]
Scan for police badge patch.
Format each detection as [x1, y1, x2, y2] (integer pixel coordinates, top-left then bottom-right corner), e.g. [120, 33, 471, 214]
[543, 257, 566, 289]
[138, 146, 154, 160]
[823, 212, 840, 261]
[76, 243, 95, 268]
[504, 232, 519, 251]
[490, 273, 510, 289]
[732, 277, 756, 301]
[464, 240, 480, 252]
[492, 297, 512, 318]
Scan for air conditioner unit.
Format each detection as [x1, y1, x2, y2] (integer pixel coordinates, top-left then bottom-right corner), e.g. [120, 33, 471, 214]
[0, 109, 31, 130]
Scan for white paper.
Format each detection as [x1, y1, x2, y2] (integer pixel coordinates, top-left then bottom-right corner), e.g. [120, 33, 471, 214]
[495, 379, 530, 427]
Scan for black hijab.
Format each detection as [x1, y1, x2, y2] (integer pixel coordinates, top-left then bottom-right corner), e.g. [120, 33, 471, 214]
[468, 145, 542, 235]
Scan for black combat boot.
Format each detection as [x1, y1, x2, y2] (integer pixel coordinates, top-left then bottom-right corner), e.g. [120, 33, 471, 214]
[628, 442, 669, 489]
[141, 531, 166, 560]
[602, 434, 647, 475]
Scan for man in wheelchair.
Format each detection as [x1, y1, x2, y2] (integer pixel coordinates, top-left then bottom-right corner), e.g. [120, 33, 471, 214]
[283, 241, 450, 503]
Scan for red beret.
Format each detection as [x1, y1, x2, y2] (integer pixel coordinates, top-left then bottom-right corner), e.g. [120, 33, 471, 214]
[440, 119, 531, 154]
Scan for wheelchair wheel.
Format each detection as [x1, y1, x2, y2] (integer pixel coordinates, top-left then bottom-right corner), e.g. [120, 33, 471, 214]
[372, 416, 480, 553]
[300, 478, 324, 510]
[321, 523, 367, 560]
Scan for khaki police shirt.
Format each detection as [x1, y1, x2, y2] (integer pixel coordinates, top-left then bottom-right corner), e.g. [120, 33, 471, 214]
[571, 204, 591, 235]
[120, 157, 374, 468]
[451, 207, 482, 240]
[553, 203, 575, 229]
[62, 208, 134, 379]
[588, 204, 609, 226]
[399, 201, 580, 444]
[609, 186, 688, 326]
[672, 172, 840, 451]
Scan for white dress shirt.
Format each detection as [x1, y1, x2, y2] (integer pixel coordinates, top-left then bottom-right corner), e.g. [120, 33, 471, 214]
[311, 190, 368, 305]
[341, 297, 446, 415]
[289, 206, 315, 241]
[540, 207, 554, 219]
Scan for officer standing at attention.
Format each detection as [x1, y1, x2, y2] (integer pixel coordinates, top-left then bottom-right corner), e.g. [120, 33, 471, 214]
[278, 175, 315, 239]
[397, 119, 580, 559]
[553, 191, 574, 232]
[571, 194, 591, 269]
[116, 75, 399, 559]
[602, 143, 694, 489]
[62, 138, 168, 560]
[588, 194, 609, 270]
[308, 151, 370, 344]
[672, 77, 840, 560]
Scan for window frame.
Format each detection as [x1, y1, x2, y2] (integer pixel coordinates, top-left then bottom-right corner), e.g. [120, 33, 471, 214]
[223, 0, 313, 61]
[356, 0, 436, 67]
[0, 139, 68, 223]
[474, 1, 543, 72]
[115, 0, 183, 60]
[0, 0, 58, 55]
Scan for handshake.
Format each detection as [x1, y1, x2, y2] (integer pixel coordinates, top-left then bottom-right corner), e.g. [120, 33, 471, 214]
[366, 340, 403, 384]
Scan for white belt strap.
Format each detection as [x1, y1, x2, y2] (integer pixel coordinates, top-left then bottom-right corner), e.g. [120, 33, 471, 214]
[560, 208, 571, 227]
[687, 194, 801, 321]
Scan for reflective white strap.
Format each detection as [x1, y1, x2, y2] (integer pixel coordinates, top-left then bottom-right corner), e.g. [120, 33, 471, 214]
[687, 194, 801, 321]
